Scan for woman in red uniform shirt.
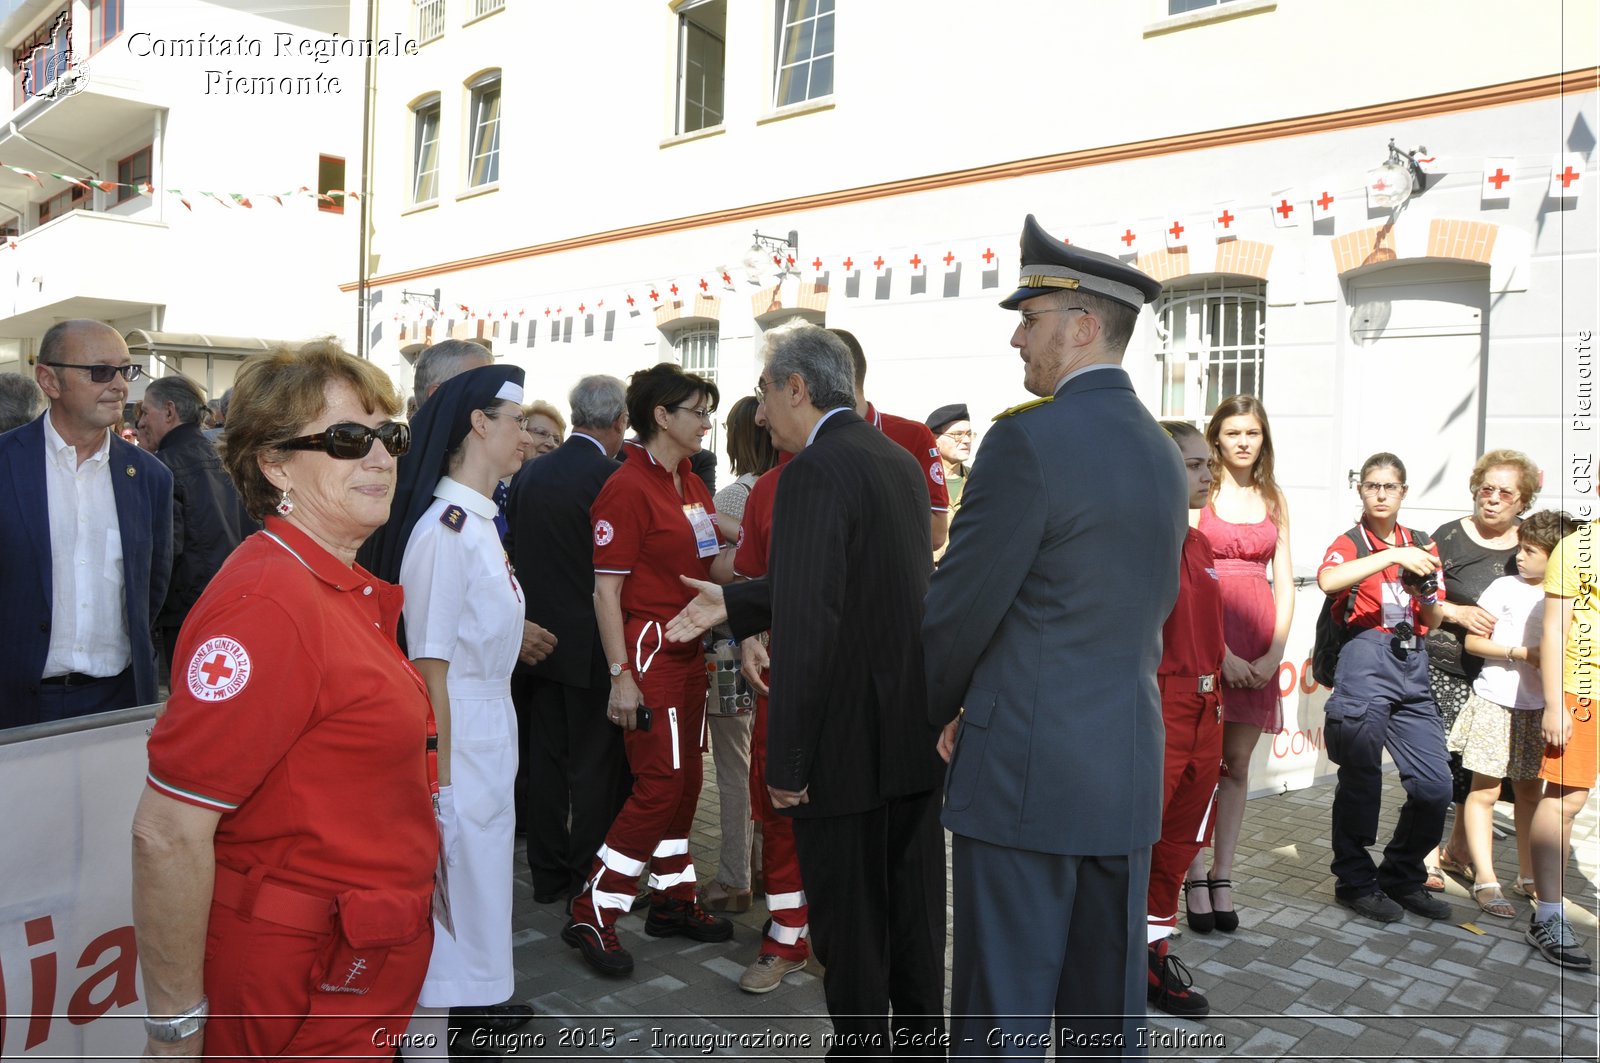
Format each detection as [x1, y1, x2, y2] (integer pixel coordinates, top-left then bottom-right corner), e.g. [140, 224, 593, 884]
[563, 362, 732, 976]
[131, 342, 437, 1058]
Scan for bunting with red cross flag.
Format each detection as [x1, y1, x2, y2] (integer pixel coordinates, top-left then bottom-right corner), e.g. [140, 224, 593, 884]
[1268, 190, 1299, 228]
[941, 247, 961, 298]
[1114, 226, 1139, 256]
[1482, 157, 1514, 200]
[907, 250, 928, 296]
[1310, 181, 1337, 223]
[1162, 217, 1189, 251]
[1551, 153, 1585, 201]
[1212, 201, 1239, 241]
[979, 245, 1001, 289]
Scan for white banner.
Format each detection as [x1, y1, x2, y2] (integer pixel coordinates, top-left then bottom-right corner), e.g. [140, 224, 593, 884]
[0, 713, 153, 1060]
[1247, 583, 1341, 796]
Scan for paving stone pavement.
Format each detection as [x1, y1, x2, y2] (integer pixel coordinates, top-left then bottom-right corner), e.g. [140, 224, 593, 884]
[487, 763, 1599, 1062]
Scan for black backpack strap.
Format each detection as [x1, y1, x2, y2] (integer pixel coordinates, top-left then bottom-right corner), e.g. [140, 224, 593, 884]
[1340, 524, 1370, 627]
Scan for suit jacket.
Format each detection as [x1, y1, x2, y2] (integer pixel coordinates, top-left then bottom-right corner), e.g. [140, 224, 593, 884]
[0, 414, 174, 725]
[922, 367, 1187, 856]
[504, 434, 621, 688]
[154, 422, 253, 629]
[725, 410, 943, 819]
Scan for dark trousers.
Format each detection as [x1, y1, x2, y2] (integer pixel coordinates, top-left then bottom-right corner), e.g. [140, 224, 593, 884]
[33, 668, 137, 726]
[790, 789, 946, 1060]
[513, 673, 630, 899]
[1323, 630, 1452, 898]
[951, 836, 1150, 1060]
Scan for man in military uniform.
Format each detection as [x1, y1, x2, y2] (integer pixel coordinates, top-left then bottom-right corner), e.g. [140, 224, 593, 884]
[923, 216, 1186, 1057]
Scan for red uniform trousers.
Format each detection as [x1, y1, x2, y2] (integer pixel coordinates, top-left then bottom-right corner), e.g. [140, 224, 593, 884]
[203, 873, 433, 1061]
[572, 641, 707, 930]
[1146, 681, 1224, 934]
[749, 688, 810, 961]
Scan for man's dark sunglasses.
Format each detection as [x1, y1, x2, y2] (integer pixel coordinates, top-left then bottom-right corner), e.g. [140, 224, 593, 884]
[41, 361, 143, 383]
[277, 421, 411, 459]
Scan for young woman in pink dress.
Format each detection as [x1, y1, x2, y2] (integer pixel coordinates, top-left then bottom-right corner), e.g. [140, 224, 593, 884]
[1183, 395, 1294, 933]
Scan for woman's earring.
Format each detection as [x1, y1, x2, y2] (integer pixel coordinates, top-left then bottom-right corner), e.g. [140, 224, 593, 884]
[275, 489, 294, 517]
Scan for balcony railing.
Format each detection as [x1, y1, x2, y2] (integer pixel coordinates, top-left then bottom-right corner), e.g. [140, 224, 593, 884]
[416, 0, 446, 44]
[471, 0, 505, 18]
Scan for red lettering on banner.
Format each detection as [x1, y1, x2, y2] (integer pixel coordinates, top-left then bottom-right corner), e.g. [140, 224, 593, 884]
[68, 927, 138, 1024]
[1273, 726, 1324, 758]
[1300, 657, 1321, 693]
[25, 915, 55, 1049]
[1277, 661, 1295, 698]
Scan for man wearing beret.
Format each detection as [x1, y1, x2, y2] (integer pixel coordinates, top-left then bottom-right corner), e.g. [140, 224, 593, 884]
[926, 403, 972, 564]
[924, 215, 1188, 1056]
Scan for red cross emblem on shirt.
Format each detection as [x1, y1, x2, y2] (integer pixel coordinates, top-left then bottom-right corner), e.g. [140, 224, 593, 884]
[200, 654, 234, 687]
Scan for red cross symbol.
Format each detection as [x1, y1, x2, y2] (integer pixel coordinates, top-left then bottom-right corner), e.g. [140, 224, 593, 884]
[1275, 199, 1295, 219]
[943, 251, 954, 266]
[786, 254, 795, 266]
[1316, 191, 1334, 210]
[1120, 229, 1136, 246]
[555, 306, 562, 315]
[626, 294, 635, 306]
[773, 254, 783, 266]
[1370, 179, 1387, 192]
[577, 303, 585, 314]
[698, 278, 709, 291]
[669, 284, 679, 296]
[200, 653, 234, 687]
[812, 257, 823, 271]
[1168, 221, 1184, 241]
[543, 308, 550, 316]
[982, 247, 995, 264]
[843, 257, 854, 270]
[1487, 167, 1510, 190]
[873, 256, 885, 269]
[1216, 209, 1235, 228]
[1558, 166, 1580, 189]
[910, 254, 922, 269]
[721, 271, 732, 284]
[649, 289, 660, 302]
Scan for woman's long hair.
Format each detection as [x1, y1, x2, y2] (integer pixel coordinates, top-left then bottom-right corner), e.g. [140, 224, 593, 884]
[1204, 395, 1284, 525]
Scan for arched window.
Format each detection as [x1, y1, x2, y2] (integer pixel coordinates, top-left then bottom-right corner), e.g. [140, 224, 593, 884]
[1154, 276, 1266, 424]
[466, 71, 501, 187]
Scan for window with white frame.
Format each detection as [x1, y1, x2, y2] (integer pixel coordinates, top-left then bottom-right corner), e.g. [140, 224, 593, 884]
[467, 73, 501, 187]
[1154, 277, 1266, 424]
[416, 0, 446, 44]
[676, 0, 725, 134]
[411, 97, 440, 203]
[675, 326, 719, 448]
[773, 0, 833, 108]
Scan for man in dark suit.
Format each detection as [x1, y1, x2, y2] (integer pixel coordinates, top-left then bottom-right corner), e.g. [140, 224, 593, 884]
[0, 319, 173, 729]
[505, 374, 633, 903]
[138, 373, 253, 674]
[670, 326, 947, 1056]
[923, 217, 1186, 1057]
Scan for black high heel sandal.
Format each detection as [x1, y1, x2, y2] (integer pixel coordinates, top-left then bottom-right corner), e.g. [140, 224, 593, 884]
[1183, 879, 1215, 934]
[1208, 876, 1239, 933]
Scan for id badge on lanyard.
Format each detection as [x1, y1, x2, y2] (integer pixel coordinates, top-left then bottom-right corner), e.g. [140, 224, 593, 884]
[1379, 580, 1415, 644]
[684, 503, 720, 558]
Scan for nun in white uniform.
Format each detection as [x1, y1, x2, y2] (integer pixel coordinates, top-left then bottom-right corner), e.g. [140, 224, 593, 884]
[372, 364, 535, 1055]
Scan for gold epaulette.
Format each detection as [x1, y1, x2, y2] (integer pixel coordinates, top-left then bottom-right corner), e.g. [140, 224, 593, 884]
[993, 396, 1054, 420]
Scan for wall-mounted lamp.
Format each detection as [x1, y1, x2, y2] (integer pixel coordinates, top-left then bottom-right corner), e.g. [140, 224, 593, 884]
[742, 229, 800, 285]
[401, 287, 441, 312]
[1369, 139, 1429, 211]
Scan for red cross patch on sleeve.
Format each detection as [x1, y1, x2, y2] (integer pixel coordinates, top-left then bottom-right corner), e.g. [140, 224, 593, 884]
[186, 636, 253, 702]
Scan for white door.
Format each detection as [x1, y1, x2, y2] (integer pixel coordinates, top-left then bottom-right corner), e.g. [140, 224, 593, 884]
[1346, 265, 1488, 534]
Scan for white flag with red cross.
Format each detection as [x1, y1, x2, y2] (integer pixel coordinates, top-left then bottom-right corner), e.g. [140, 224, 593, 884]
[1310, 182, 1338, 222]
[1114, 225, 1140, 255]
[1268, 190, 1300, 228]
[1482, 157, 1514, 200]
[1162, 217, 1191, 250]
[1551, 154, 1585, 201]
[1212, 201, 1240, 241]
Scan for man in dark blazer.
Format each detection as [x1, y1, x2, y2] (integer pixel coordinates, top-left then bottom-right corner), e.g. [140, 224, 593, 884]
[669, 327, 947, 1056]
[923, 217, 1186, 1057]
[0, 320, 172, 729]
[505, 374, 632, 903]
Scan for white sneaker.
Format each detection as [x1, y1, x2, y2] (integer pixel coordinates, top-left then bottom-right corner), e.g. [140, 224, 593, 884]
[738, 952, 807, 994]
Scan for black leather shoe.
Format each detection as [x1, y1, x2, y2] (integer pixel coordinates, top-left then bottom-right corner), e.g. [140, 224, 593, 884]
[450, 1002, 535, 1035]
[1337, 890, 1404, 923]
[562, 918, 635, 976]
[1387, 887, 1452, 920]
[644, 897, 734, 942]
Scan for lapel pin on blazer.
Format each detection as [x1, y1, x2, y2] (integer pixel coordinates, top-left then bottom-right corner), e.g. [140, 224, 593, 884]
[126, 465, 136, 477]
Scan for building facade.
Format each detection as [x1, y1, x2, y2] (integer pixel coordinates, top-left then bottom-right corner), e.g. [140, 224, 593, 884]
[0, 0, 361, 398]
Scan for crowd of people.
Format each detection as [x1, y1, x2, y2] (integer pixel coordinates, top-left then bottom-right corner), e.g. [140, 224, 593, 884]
[0, 213, 1594, 1060]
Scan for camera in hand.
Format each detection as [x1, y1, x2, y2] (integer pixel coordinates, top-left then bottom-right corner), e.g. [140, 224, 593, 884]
[1400, 568, 1440, 601]
[1392, 620, 1415, 643]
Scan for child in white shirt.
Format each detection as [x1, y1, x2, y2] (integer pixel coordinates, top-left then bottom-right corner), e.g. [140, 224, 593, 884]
[1447, 509, 1580, 918]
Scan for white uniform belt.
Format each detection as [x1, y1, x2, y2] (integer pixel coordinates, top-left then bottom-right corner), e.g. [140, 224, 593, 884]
[447, 677, 512, 699]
